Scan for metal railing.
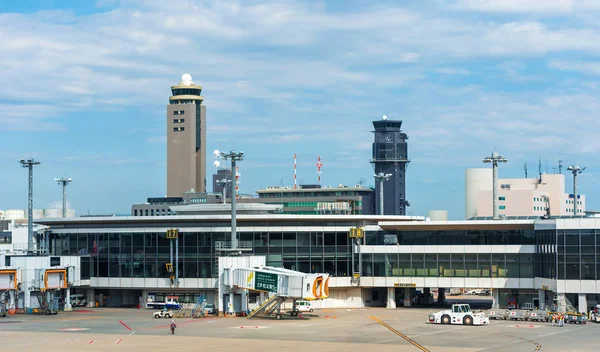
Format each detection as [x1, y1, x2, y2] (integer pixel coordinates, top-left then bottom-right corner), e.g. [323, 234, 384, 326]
[215, 241, 253, 251]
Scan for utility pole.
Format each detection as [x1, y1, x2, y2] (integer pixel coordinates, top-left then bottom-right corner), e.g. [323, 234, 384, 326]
[567, 165, 586, 216]
[374, 172, 392, 215]
[216, 150, 244, 251]
[19, 157, 41, 252]
[54, 177, 73, 218]
[482, 152, 508, 220]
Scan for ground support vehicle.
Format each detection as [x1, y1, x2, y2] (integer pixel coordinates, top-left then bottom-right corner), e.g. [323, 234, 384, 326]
[486, 309, 508, 320]
[566, 312, 587, 324]
[147, 296, 181, 311]
[507, 309, 529, 321]
[591, 311, 600, 323]
[527, 310, 549, 322]
[428, 304, 489, 326]
[153, 310, 173, 319]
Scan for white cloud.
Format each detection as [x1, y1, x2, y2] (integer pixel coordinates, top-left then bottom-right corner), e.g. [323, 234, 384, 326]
[453, 0, 575, 13]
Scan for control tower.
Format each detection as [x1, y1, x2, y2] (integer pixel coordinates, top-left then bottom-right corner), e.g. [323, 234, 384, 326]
[167, 74, 207, 196]
[370, 116, 410, 215]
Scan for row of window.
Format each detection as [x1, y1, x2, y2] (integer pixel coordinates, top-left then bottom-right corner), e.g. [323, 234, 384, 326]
[566, 208, 583, 213]
[363, 253, 533, 279]
[173, 127, 184, 132]
[173, 110, 185, 115]
[259, 192, 371, 198]
[189, 198, 207, 203]
[173, 118, 185, 123]
[133, 209, 178, 216]
[567, 200, 582, 205]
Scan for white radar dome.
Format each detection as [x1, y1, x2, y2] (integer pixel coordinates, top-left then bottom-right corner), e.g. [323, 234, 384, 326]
[213, 160, 221, 168]
[180, 73, 194, 86]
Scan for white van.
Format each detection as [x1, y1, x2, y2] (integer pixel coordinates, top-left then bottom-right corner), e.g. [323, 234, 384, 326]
[70, 294, 88, 307]
[295, 301, 314, 313]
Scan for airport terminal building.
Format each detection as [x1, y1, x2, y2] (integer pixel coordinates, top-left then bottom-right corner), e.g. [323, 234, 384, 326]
[20, 204, 600, 313]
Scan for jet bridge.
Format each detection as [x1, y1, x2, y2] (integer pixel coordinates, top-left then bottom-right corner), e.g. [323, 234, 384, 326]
[223, 266, 329, 320]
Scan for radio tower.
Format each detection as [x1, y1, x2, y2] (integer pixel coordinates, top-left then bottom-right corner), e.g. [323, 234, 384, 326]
[294, 153, 297, 189]
[316, 156, 323, 186]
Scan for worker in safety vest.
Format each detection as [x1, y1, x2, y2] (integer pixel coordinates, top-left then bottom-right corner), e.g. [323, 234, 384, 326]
[558, 314, 564, 327]
[551, 314, 556, 326]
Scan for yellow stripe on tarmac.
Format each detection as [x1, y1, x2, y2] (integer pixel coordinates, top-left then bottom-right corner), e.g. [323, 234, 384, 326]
[369, 316, 430, 352]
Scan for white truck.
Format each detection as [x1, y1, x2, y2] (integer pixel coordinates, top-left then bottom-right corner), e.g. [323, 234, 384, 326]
[428, 304, 490, 326]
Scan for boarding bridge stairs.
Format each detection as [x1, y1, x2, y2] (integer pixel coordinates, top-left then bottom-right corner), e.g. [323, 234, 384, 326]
[246, 293, 284, 319]
[554, 293, 577, 313]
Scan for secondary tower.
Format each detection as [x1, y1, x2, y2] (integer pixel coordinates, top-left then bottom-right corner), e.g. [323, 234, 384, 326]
[370, 116, 410, 215]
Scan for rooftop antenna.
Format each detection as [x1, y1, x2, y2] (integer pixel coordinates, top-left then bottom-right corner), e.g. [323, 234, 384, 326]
[524, 162, 528, 178]
[538, 155, 543, 184]
[294, 153, 297, 190]
[545, 156, 548, 174]
[316, 156, 323, 186]
[558, 158, 563, 174]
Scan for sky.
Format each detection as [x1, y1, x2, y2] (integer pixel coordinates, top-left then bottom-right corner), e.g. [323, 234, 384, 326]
[1, 0, 599, 219]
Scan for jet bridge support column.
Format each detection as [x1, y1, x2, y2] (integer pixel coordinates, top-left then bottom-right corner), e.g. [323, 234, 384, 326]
[386, 287, 396, 308]
[64, 287, 72, 311]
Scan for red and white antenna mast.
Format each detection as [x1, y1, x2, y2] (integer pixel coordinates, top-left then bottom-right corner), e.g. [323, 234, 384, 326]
[316, 156, 323, 186]
[294, 153, 297, 189]
[235, 166, 240, 199]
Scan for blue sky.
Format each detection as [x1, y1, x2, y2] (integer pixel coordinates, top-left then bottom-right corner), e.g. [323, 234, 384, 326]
[1, 0, 599, 219]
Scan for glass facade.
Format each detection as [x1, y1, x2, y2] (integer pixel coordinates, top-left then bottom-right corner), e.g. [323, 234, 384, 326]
[362, 253, 533, 278]
[49, 230, 351, 280]
[366, 229, 535, 246]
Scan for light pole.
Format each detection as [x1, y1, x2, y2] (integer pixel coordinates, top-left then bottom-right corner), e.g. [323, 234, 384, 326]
[374, 172, 392, 215]
[216, 178, 232, 204]
[482, 152, 508, 220]
[567, 165, 586, 216]
[54, 177, 73, 218]
[216, 150, 244, 251]
[19, 157, 41, 252]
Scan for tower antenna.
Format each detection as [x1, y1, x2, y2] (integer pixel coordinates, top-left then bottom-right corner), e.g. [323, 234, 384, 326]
[294, 153, 297, 190]
[524, 162, 528, 178]
[558, 158, 563, 174]
[316, 156, 323, 186]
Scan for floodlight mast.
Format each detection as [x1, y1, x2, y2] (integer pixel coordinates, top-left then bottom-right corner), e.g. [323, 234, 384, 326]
[54, 177, 73, 218]
[216, 178, 232, 204]
[217, 150, 244, 251]
[567, 165, 586, 216]
[374, 172, 392, 215]
[19, 157, 41, 252]
[482, 152, 508, 220]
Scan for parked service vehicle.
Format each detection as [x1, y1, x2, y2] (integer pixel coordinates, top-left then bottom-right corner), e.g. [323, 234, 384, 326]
[566, 312, 587, 324]
[527, 310, 549, 322]
[507, 309, 529, 321]
[487, 309, 508, 320]
[428, 304, 489, 326]
[153, 310, 173, 319]
[204, 303, 215, 315]
[294, 301, 314, 313]
[69, 294, 88, 307]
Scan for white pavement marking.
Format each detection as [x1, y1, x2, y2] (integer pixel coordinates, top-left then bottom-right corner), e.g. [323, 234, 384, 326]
[129, 331, 136, 336]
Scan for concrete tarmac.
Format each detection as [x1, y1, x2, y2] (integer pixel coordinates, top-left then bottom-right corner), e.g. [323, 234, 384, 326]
[0, 307, 598, 351]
